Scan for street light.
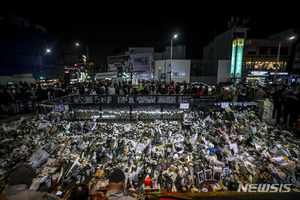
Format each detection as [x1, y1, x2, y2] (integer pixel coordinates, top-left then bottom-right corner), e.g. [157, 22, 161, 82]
[273, 36, 296, 83]
[170, 34, 178, 83]
[75, 42, 89, 64]
[39, 48, 51, 78]
[289, 36, 295, 40]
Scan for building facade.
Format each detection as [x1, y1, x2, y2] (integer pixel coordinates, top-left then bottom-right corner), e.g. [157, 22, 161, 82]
[107, 46, 187, 83]
[0, 12, 62, 82]
[202, 25, 299, 85]
[125, 45, 186, 60]
[202, 27, 249, 85]
[243, 38, 293, 83]
[269, 28, 300, 83]
[154, 60, 190, 83]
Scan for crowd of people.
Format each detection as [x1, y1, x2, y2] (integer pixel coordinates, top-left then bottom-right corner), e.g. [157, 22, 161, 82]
[219, 82, 300, 128]
[0, 80, 299, 128]
[61, 81, 211, 96]
[0, 81, 210, 116]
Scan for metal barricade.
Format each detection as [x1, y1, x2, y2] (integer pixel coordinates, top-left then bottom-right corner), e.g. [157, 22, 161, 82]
[36, 95, 260, 122]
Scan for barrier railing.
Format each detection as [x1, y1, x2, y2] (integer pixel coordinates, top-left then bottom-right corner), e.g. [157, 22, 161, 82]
[40, 94, 215, 104]
[37, 95, 260, 122]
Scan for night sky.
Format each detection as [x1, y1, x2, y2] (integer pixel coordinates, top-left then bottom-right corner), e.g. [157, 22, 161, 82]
[12, 9, 300, 66]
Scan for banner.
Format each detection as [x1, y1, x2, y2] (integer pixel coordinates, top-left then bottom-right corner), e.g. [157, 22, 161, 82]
[230, 40, 237, 78]
[108, 53, 151, 79]
[235, 39, 244, 78]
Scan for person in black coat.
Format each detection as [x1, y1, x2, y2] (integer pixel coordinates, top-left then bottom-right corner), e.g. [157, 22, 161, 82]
[3, 88, 16, 115]
[123, 84, 129, 95]
[282, 86, 300, 127]
[271, 85, 284, 125]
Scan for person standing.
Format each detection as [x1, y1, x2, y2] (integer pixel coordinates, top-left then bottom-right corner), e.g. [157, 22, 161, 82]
[282, 86, 300, 127]
[253, 85, 265, 101]
[145, 82, 150, 95]
[123, 83, 129, 95]
[168, 84, 176, 94]
[114, 84, 120, 95]
[105, 169, 137, 200]
[1, 164, 55, 200]
[138, 83, 146, 94]
[29, 87, 36, 111]
[230, 87, 238, 102]
[150, 83, 156, 95]
[197, 85, 204, 95]
[282, 86, 292, 127]
[203, 86, 209, 95]
[248, 85, 256, 101]
[271, 85, 284, 125]
[237, 83, 248, 102]
[100, 84, 106, 94]
[11, 87, 20, 114]
[108, 83, 116, 95]
[220, 87, 231, 102]
[3, 88, 16, 115]
[19, 86, 29, 112]
[175, 82, 180, 94]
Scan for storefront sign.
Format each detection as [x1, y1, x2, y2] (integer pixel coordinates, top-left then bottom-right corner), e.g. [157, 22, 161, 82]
[230, 40, 237, 78]
[248, 71, 269, 77]
[269, 72, 289, 76]
[235, 39, 244, 78]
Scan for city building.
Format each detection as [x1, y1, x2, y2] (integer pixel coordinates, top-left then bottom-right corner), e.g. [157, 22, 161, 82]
[154, 59, 190, 83]
[0, 12, 63, 84]
[125, 45, 186, 60]
[61, 54, 89, 82]
[202, 24, 299, 85]
[243, 38, 293, 84]
[202, 27, 249, 85]
[106, 45, 187, 84]
[268, 28, 300, 84]
[107, 53, 153, 84]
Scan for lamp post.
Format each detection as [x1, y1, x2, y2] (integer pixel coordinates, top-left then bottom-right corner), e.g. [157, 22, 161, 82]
[75, 42, 89, 64]
[170, 34, 178, 83]
[273, 36, 295, 83]
[39, 48, 51, 79]
[75, 42, 91, 82]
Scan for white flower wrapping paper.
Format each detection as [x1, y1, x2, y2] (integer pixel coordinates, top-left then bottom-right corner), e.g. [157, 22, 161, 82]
[0, 106, 300, 193]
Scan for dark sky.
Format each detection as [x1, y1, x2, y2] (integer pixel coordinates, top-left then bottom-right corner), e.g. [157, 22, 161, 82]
[14, 9, 300, 66]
